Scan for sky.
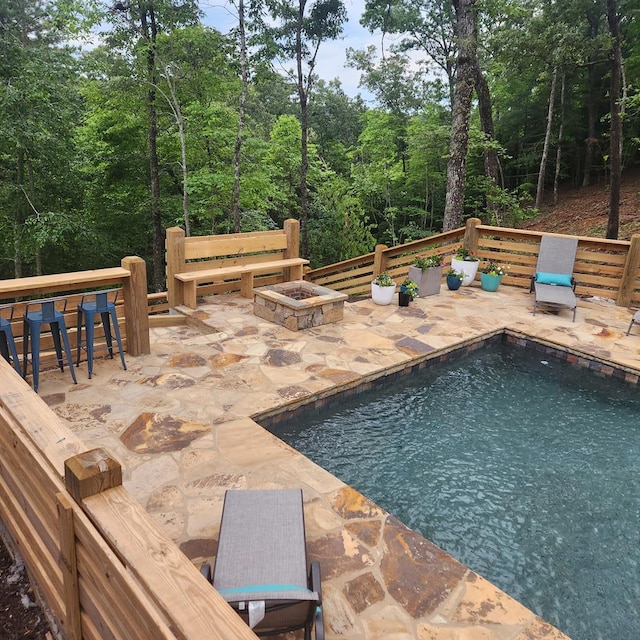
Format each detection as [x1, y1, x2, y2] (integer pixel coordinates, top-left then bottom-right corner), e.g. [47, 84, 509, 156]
[198, 0, 380, 101]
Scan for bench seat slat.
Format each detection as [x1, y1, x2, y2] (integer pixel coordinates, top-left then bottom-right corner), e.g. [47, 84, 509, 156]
[175, 258, 308, 283]
[175, 258, 309, 308]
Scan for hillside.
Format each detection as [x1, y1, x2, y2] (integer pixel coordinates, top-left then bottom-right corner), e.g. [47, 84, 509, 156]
[519, 168, 640, 240]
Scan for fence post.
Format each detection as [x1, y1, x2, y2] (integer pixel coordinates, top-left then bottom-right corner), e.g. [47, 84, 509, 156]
[57, 492, 83, 640]
[166, 227, 185, 308]
[121, 256, 150, 356]
[283, 219, 301, 282]
[373, 244, 388, 278]
[64, 448, 122, 502]
[464, 218, 482, 254]
[617, 233, 640, 307]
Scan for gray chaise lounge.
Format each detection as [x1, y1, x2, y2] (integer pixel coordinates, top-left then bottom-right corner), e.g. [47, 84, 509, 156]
[530, 235, 579, 321]
[201, 488, 324, 639]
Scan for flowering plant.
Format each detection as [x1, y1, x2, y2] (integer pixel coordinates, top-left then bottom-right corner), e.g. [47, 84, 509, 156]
[412, 254, 443, 269]
[399, 278, 419, 300]
[455, 247, 479, 262]
[481, 261, 507, 276]
[373, 272, 395, 287]
[446, 268, 464, 280]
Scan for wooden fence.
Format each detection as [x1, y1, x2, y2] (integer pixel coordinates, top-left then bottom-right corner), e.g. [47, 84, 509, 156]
[0, 358, 257, 640]
[306, 219, 640, 307]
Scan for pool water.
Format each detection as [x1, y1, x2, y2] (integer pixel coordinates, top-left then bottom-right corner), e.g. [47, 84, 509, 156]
[273, 344, 640, 640]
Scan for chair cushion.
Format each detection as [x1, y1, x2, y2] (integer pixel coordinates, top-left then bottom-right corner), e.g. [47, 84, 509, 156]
[536, 272, 573, 287]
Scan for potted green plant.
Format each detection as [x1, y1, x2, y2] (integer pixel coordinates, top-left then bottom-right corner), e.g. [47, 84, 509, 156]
[371, 272, 397, 305]
[398, 278, 419, 306]
[480, 261, 507, 292]
[408, 254, 443, 297]
[450, 247, 480, 286]
[445, 268, 464, 291]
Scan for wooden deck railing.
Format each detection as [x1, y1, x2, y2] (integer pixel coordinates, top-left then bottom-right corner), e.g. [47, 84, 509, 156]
[0, 358, 258, 640]
[305, 219, 640, 307]
[0, 257, 151, 369]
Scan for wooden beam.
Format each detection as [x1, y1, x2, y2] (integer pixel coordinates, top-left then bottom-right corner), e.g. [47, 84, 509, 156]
[57, 492, 82, 640]
[617, 234, 640, 307]
[121, 256, 150, 356]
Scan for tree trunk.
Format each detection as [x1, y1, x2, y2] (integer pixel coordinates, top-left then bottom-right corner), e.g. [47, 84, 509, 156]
[474, 65, 500, 223]
[14, 149, 25, 278]
[231, 0, 248, 234]
[442, 0, 477, 232]
[142, 7, 163, 292]
[582, 13, 600, 187]
[553, 70, 566, 206]
[606, 0, 622, 240]
[535, 66, 557, 210]
[296, 0, 309, 257]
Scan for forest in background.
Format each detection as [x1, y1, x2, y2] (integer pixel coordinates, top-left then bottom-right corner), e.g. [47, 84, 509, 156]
[1, 0, 638, 290]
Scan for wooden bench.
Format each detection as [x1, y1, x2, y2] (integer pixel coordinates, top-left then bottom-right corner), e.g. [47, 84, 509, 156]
[166, 219, 309, 309]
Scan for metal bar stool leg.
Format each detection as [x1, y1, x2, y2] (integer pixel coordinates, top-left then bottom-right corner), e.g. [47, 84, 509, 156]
[56, 316, 77, 384]
[101, 311, 114, 358]
[108, 306, 127, 371]
[83, 308, 97, 379]
[0, 321, 21, 375]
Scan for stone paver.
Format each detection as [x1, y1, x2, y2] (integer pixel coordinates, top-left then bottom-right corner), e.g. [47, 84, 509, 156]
[38, 283, 640, 640]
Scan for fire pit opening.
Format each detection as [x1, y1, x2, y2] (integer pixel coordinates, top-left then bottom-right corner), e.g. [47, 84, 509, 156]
[253, 280, 348, 331]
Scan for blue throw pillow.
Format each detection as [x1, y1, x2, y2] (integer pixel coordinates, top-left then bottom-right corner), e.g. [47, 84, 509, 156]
[536, 272, 573, 287]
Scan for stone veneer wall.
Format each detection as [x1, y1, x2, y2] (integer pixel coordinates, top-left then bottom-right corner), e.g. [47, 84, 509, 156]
[257, 330, 640, 432]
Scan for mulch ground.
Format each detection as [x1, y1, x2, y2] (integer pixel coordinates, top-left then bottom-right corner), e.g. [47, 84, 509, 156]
[0, 533, 51, 640]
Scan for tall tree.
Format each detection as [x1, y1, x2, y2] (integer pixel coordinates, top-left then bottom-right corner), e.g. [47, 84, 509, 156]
[442, 0, 477, 231]
[255, 0, 347, 256]
[606, 0, 623, 239]
[106, 0, 200, 291]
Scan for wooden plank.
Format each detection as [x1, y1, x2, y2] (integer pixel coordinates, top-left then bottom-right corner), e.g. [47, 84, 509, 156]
[83, 486, 258, 640]
[176, 258, 309, 283]
[57, 493, 82, 640]
[0, 472, 65, 620]
[75, 535, 173, 640]
[184, 233, 287, 260]
[149, 314, 187, 328]
[0, 268, 130, 300]
[184, 251, 286, 271]
[0, 361, 86, 475]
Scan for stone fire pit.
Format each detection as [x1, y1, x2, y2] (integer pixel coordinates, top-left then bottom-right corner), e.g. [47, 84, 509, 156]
[253, 280, 348, 331]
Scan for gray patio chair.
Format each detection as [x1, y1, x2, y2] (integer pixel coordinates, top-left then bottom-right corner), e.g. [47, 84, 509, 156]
[627, 310, 640, 335]
[530, 235, 578, 321]
[201, 488, 324, 639]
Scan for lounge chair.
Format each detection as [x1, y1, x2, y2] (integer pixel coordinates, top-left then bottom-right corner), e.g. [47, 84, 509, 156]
[201, 489, 324, 639]
[530, 235, 578, 321]
[627, 310, 640, 335]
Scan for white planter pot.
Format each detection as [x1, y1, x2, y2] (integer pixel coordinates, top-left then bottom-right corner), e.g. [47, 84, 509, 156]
[408, 265, 442, 297]
[450, 257, 479, 286]
[371, 281, 397, 305]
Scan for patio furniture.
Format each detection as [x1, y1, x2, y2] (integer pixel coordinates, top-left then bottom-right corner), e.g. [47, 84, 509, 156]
[201, 488, 324, 639]
[627, 310, 640, 335]
[23, 297, 77, 392]
[76, 289, 127, 379]
[0, 304, 21, 374]
[530, 235, 578, 321]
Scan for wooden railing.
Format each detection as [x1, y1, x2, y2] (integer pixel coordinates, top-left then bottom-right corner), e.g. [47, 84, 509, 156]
[0, 257, 151, 370]
[306, 219, 640, 307]
[0, 358, 258, 640]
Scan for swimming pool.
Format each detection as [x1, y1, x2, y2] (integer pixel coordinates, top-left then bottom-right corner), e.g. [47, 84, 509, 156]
[270, 343, 640, 640]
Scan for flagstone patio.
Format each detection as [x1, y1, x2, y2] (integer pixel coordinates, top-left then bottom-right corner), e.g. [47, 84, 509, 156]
[38, 283, 640, 639]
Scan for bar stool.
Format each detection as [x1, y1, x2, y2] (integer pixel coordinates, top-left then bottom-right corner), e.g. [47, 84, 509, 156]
[76, 289, 127, 379]
[0, 304, 21, 375]
[23, 298, 77, 392]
